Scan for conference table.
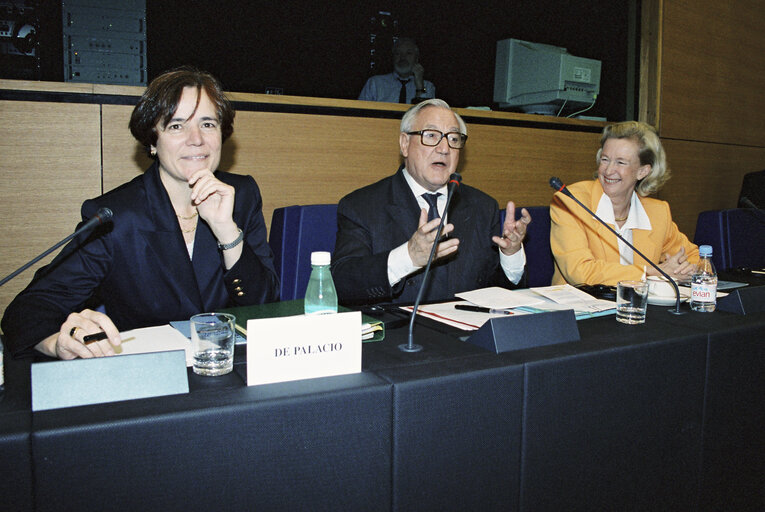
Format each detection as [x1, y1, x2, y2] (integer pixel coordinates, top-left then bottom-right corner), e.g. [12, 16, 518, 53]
[1, 283, 763, 511]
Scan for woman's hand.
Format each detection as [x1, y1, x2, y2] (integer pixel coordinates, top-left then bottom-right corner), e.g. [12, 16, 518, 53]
[188, 169, 236, 229]
[187, 169, 243, 269]
[648, 247, 697, 280]
[36, 309, 122, 360]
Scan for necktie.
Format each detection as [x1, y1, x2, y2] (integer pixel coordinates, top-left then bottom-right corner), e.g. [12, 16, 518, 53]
[423, 193, 441, 222]
[398, 79, 409, 103]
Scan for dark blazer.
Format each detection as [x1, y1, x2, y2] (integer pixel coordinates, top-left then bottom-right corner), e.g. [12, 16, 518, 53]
[1, 162, 279, 356]
[331, 168, 523, 305]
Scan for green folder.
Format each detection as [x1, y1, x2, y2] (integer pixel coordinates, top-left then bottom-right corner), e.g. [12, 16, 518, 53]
[223, 299, 384, 342]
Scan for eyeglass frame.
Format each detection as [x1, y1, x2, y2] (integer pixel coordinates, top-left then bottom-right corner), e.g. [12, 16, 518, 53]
[406, 129, 468, 149]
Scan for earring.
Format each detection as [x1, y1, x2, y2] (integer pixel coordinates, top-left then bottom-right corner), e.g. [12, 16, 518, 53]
[150, 147, 157, 157]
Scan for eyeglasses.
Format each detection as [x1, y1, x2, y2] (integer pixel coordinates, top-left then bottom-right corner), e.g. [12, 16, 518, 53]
[407, 129, 468, 149]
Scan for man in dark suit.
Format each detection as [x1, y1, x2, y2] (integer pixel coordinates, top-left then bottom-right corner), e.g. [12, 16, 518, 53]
[331, 99, 531, 305]
[738, 169, 765, 208]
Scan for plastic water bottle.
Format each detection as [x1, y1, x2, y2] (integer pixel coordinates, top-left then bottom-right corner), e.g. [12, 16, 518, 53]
[304, 251, 338, 315]
[690, 245, 717, 312]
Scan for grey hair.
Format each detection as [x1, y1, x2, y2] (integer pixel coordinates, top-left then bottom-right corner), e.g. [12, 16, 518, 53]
[399, 98, 467, 135]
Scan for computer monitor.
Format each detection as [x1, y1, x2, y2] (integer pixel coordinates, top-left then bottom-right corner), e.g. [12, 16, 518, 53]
[493, 38, 601, 115]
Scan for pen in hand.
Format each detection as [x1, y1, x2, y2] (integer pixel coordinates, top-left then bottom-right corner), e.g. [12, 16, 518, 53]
[454, 304, 513, 315]
[83, 331, 108, 344]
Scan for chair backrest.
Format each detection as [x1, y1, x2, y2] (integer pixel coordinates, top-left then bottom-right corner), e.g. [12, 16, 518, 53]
[693, 210, 729, 270]
[694, 208, 765, 270]
[502, 206, 554, 287]
[269, 205, 338, 301]
[724, 209, 765, 269]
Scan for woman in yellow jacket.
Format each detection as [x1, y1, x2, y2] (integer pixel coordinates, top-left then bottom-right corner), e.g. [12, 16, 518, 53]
[550, 121, 698, 286]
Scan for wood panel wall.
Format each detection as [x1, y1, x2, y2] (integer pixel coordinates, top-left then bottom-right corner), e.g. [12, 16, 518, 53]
[643, 0, 765, 240]
[0, 99, 103, 324]
[659, 0, 765, 146]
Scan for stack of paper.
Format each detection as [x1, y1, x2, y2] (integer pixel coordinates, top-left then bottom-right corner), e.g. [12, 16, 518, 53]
[402, 285, 615, 331]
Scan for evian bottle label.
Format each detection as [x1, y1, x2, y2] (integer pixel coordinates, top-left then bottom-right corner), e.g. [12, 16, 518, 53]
[691, 283, 716, 302]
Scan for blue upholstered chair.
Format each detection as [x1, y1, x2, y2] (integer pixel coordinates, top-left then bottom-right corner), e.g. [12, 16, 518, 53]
[268, 205, 338, 301]
[725, 209, 765, 269]
[693, 210, 729, 270]
[693, 208, 765, 271]
[503, 206, 554, 287]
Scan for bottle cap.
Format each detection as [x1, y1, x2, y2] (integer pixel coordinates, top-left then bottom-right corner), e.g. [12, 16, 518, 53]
[311, 251, 331, 266]
[699, 245, 713, 257]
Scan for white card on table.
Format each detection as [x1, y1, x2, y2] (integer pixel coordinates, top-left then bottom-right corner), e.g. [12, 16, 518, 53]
[246, 311, 361, 386]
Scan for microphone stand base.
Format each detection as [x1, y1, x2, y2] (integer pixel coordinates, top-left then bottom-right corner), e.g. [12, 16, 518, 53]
[398, 343, 423, 353]
[668, 308, 686, 315]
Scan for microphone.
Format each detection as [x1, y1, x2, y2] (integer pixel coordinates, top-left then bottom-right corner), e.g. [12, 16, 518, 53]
[740, 196, 761, 210]
[549, 177, 685, 315]
[400, 173, 462, 352]
[0, 207, 113, 288]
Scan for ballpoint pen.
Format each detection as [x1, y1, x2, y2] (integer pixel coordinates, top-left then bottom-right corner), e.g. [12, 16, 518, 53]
[83, 331, 108, 344]
[454, 304, 513, 315]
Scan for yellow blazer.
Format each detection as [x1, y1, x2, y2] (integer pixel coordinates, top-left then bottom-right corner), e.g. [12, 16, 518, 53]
[550, 179, 699, 286]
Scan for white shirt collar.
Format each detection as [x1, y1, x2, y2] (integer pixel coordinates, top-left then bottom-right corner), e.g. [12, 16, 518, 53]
[402, 167, 448, 198]
[595, 190, 652, 231]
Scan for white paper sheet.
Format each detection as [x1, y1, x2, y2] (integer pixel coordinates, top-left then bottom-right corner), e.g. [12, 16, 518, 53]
[400, 301, 532, 331]
[113, 325, 193, 366]
[455, 286, 546, 309]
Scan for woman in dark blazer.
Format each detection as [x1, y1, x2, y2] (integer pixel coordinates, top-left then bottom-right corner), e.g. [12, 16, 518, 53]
[1, 67, 279, 359]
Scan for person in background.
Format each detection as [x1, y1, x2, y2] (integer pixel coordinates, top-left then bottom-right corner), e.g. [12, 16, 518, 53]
[358, 37, 435, 104]
[738, 168, 765, 208]
[331, 98, 531, 306]
[550, 120, 698, 286]
[1, 67, 279, 359]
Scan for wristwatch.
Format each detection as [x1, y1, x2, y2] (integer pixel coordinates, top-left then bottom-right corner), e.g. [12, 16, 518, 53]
[218, 228, 244, 250]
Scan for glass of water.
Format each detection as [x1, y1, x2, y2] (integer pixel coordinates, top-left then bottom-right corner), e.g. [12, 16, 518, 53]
[616, 280, 649, 324]
[190, 312, 236, 376]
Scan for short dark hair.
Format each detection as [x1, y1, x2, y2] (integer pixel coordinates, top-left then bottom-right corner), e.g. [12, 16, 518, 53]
[129, 66, 235, 155]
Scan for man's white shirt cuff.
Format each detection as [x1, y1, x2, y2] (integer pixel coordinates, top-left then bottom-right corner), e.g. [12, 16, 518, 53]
[500, 244, 526, 285]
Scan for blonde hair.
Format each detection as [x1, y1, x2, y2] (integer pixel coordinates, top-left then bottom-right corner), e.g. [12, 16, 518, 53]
[596, 121, 669, 196]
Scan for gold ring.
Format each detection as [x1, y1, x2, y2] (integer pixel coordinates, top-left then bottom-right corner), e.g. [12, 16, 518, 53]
[69, 326, 80, 338]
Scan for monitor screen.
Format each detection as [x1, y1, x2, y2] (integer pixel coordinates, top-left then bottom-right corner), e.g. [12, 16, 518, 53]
[493, 38, 601, 115]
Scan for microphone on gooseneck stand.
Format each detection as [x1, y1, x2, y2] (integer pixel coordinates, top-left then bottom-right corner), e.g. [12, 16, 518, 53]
[400, 173, 462, 353]
[740, 196, 765, 219]
[0, 207, 114, 288]
[549, 177, 685, 315]
[740, 197, 760, 210]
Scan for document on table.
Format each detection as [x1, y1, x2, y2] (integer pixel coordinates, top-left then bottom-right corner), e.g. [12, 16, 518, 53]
[113, 324, 193, 366]
[454, 286, 547, 309]
[522, 285, 616, 317]
[400, 285, 616, 331]
[399, 301, 532, 331]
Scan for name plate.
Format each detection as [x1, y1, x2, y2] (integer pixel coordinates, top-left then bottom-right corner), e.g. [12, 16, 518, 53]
[31, 350, 189, 411]
[246, 311, 361, 386]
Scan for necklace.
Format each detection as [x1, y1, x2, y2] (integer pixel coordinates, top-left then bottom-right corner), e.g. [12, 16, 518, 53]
[614, 214, 628, 222]
[177, 210, 198, 234]
[176, 210, 198, 220]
